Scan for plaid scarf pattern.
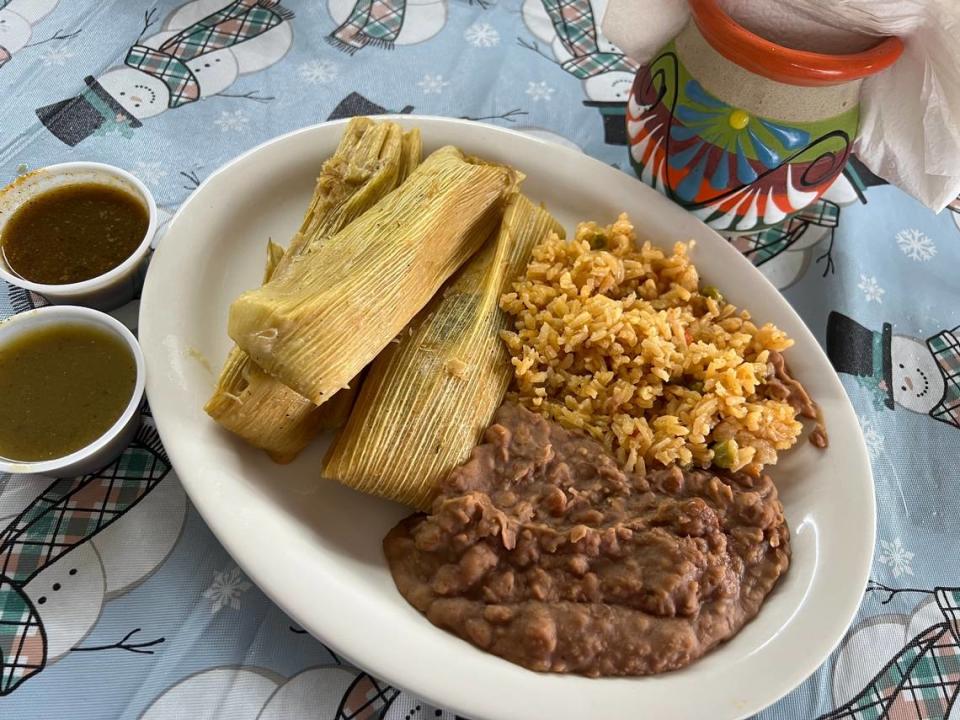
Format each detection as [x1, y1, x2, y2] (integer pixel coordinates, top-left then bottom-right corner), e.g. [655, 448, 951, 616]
[335, 672, 400, 719]
[819, 590, 960, 719]
[0, 580, 42, 696]
[327, 0, 406, 54]
[730, 199, 839, 266]
[928, 327, 960, 429]
[0, 422, 171, 695]
[540, 0, 637, 79]
[125, 0, 293, 108]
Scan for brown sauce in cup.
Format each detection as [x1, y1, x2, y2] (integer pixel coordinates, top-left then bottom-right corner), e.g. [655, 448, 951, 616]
[1, 183, 148, 285]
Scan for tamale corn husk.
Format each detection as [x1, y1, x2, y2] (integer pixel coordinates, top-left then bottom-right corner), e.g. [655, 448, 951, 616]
[205, 119, 421, 462]
[228, 145, 520, 406]
[397, 126, 422, 184]
[204, 241, 332, 463]
[204, 347, 320, 463]
[323, 195, 563, 509]
[263, 240, 285, 280]
[280, 119, 412, 265]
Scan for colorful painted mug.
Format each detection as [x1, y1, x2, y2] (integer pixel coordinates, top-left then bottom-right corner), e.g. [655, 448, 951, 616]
[626, 0, 903, 233]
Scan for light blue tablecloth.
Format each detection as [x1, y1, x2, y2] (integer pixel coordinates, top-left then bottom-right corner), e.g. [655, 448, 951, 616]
[0, 1, 958, 717]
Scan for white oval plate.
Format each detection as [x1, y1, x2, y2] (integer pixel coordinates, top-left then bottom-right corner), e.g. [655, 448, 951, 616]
[140, 116, 874, 720]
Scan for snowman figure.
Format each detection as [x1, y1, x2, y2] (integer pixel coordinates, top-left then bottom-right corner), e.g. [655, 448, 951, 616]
[826, 311, 960, 430]
[818, 582, 960, 720]
[0, 0, 59, 69]
[521, 0, 637, 144]
[35, 0, 294, 146]
[0, 419, 186, 694]
[141, 663, 460, 720]
[326, 0, 446, 54]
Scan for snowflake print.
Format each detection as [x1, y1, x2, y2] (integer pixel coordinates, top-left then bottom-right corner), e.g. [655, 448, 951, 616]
[525, 81, 555, 102]
[203, 566, 252, 613]
[40, 48, 74, 67]
[214, 110, 249, 133]
[298, 59, 338, 84]
[858, 274, 885, 304]
[859, 415, 884, 457]
[132, 161, 167, 186]
[878, 538, 914, 578]
[895, 228, 937, 262]
[464, 22, 500, 47]
[418, 74, 450, 95]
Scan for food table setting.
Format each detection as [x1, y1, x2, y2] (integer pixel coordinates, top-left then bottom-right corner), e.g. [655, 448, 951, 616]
[0, 0, 958, 718]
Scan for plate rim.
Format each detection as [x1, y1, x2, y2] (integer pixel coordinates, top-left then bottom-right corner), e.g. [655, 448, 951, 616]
[140, 115, 875, 720]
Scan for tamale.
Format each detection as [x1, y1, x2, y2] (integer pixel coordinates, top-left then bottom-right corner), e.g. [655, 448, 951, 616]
[323, 194, 564, 509]
[205, 119, 421, 462]
[204, 241, 324, 463]
[280, 119, 411, 265]
[228, 146, 520, 406]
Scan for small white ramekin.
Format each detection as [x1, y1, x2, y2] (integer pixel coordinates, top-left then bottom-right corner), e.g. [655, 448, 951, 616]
[0, 305, 145, 477]
[0, 162, 158, 310]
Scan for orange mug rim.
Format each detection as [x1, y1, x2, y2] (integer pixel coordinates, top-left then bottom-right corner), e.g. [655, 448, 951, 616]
[687, 0, 904, 87]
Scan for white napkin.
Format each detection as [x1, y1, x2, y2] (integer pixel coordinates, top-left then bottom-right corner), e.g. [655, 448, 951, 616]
[600, 0, 960, 212]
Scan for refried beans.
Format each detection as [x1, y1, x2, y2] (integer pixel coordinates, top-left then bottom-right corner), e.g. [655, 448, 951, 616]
[384, 403, 791, 677]
[767, 350, 829, 449]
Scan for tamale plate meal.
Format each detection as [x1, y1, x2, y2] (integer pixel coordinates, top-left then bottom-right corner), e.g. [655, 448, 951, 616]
[139, 116, 874, 720]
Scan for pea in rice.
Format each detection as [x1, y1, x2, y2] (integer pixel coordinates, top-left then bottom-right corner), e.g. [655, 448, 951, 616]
[499, 212, 804, 475]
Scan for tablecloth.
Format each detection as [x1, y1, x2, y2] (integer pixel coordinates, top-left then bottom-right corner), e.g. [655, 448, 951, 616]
[0, 1, 958, 718]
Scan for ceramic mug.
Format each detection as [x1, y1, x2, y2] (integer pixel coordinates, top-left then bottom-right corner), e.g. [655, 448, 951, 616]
[626, 0, 903, 233]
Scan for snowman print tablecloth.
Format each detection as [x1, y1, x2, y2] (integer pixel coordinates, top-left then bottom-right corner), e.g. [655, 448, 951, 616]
[0, 1, 958, 718]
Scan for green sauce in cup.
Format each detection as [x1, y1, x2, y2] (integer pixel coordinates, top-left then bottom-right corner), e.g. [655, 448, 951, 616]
[0, 323, 137, 461]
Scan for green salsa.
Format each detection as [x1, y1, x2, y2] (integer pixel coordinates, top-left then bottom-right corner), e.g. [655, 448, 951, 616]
[1, 183, 148, 285]
[0, 323, 136, 462]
